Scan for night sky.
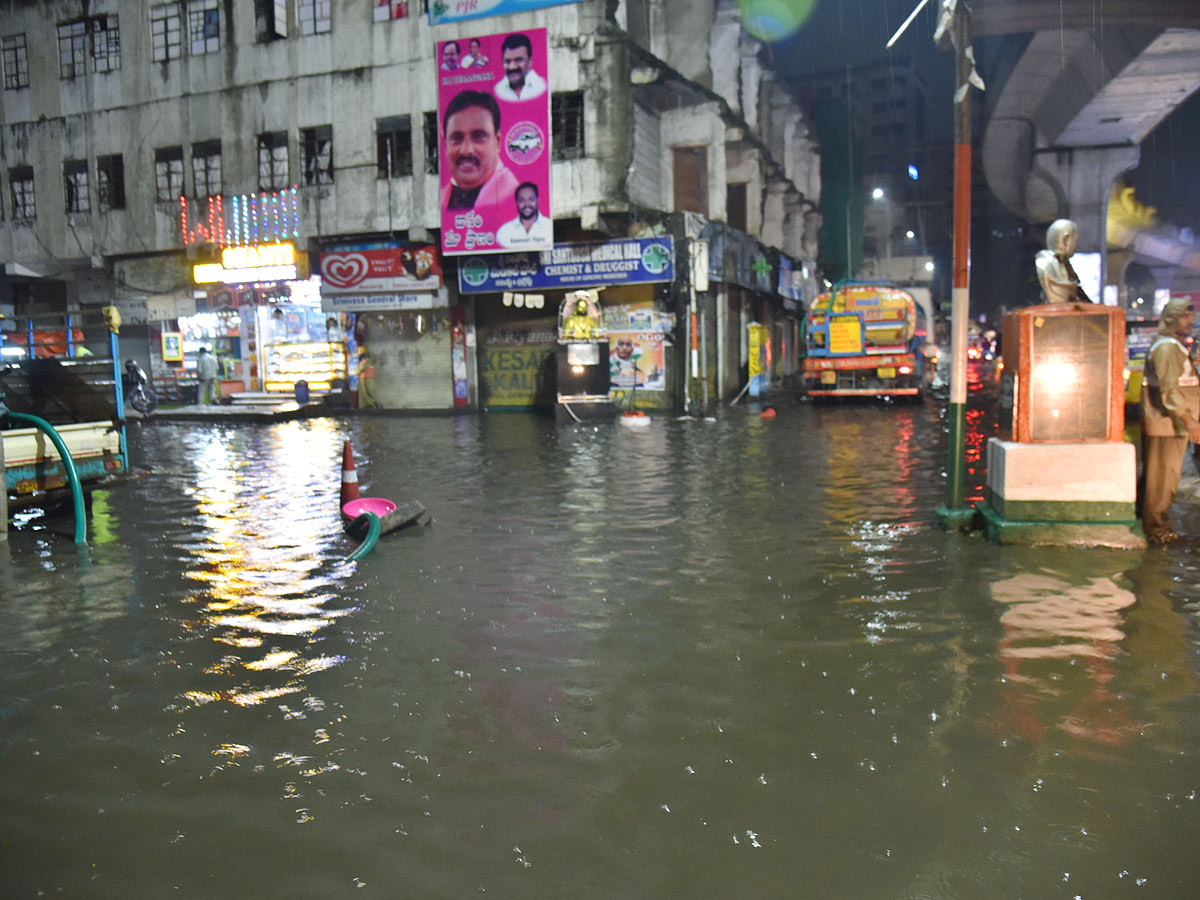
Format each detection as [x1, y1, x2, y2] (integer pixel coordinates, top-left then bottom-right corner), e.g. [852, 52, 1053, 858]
[769, 0, 1198, 232]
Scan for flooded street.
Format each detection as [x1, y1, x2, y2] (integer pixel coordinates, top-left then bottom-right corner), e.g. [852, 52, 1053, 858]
[2, 400, 1199, 899]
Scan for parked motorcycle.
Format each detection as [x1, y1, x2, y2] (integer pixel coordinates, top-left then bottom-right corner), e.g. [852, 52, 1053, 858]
[123, 358, 158, 414]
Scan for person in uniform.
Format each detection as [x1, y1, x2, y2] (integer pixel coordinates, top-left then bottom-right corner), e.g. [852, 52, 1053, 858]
[1140, 295, 1200, 544]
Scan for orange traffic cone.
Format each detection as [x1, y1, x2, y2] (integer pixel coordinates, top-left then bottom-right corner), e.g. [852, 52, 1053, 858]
[340, 440, 360, 510]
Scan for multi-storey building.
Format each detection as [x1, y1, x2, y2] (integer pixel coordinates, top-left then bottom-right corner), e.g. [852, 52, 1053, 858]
[794, 56, 946, 294]
[0, 0, 819, 412]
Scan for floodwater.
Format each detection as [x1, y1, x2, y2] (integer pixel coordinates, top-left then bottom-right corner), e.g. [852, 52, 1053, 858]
[2, 396, 1199, 899]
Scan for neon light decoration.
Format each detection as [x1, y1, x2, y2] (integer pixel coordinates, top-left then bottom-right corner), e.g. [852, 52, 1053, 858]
[180, 187, 302, 248]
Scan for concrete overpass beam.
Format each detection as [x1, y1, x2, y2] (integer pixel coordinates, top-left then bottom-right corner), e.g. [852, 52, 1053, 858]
[1029, 143, 1140, 251]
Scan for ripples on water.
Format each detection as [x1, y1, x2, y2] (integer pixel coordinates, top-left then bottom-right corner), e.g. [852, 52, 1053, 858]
[0, 403, 1198, 899]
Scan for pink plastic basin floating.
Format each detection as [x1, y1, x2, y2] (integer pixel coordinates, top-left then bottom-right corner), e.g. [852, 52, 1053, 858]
[343, 497, 397, 519]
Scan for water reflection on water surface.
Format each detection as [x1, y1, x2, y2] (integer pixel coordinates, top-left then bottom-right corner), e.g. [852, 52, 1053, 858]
[1, 404, 1198, 899]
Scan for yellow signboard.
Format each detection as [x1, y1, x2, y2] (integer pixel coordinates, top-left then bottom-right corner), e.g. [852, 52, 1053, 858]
[829, 317, 863, 355]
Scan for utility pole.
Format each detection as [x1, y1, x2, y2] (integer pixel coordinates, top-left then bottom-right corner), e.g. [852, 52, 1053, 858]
[937, 4, 979, 530]
[890, 0, 979, 530]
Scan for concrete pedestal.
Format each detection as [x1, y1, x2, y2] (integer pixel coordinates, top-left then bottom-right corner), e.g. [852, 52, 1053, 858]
[978, 438, 1144, 548]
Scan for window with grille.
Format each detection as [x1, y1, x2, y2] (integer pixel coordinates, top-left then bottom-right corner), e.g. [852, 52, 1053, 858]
[258, 132, 289, 191]
[64, 159, 90, 214]
[151, 4, 182, 62]
[188, 0, 220, 55]
[255, 0, 287, 41]
[155, 146, 184, 202]
[301, 126, 333, 185]
[1, 33, 27, 90]
[97, 154, 126, 210]
[91, 16, 121, 72]
[2, 34, 29, 89]
[373, 1, 409, 21]
[10, 166, 35, 221]
[192, 140, 222, 198]
[377, 116, 413, 179]
[298, 0, 332, 35]
[551, 92, 584, 160]
[57, 21, 87, 79]
[422, 112, 439, 175]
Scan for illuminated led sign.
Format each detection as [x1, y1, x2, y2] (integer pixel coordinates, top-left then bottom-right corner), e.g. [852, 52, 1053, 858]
[193, 242, 298, 284]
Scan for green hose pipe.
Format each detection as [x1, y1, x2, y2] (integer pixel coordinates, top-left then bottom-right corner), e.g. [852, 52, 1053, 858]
[344, 512, 381, 561]
[4, 411, 87, 544]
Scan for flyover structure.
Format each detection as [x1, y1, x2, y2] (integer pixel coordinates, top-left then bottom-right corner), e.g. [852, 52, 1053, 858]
[977, 0, 1200, 297]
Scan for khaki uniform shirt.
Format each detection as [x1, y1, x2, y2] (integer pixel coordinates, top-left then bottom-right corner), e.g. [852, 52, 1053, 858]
[1141, 334, 1200, 437]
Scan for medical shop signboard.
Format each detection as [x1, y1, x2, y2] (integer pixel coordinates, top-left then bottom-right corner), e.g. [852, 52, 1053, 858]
[457, 237, 675, 294]
[437, 28, 552, 256]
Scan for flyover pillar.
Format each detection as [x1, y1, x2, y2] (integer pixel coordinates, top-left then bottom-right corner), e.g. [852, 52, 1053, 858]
[1032, 144, 1140, 299]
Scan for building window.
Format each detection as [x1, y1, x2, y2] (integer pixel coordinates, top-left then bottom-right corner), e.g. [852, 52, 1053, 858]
[188, 0, 220, 55]
[301, 126, 333, 186]
[422, 112, 439, 175]
[672, 146, 708, 216]
[255, 0, 287, 41]
[10, 166, 35, 221]
[551, 92, 585, 161]
[377, 116, 412, 179]
[192, 140, 222, 198]
[298, 0, 332, 35]
[64, 159, 90, 214]
[155, 146, 184, 202]
[727, 183, 747, 232]
[2, 34, 29, 90]
[258, 132, 289, 191]
[91, 15, 121, 73]
[57, 20, 87, 79]
[373, 1, 409, 21]
[97, 154, 126, 210]
[151, 4, 182, 62]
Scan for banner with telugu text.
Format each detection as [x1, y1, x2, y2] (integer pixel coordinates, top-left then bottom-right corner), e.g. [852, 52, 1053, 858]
[437, 28, 551, 257]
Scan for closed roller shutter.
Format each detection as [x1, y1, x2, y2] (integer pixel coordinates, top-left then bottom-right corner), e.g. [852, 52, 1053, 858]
[360, 312, 453, 409]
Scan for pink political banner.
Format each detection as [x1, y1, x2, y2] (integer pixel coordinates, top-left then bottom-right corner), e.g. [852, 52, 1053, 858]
[437, 28, 552, 257]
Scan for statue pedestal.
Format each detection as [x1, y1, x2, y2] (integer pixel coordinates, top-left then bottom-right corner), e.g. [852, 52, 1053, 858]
[977, 438, 1145, 548]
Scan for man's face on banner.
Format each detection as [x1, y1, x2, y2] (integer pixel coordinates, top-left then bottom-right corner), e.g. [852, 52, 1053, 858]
[616, 338, 635, 360]
[503, 44, 532, 91]
[515, 185, 539, 221]
[445, 105, 500, 190]
[442, 42, 460, 68]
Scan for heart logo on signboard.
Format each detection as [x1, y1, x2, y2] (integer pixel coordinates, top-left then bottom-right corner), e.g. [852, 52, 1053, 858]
[322, 253, 370, 288]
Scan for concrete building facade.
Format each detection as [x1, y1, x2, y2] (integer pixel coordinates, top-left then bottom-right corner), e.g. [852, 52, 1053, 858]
[1, 0, 819, 412]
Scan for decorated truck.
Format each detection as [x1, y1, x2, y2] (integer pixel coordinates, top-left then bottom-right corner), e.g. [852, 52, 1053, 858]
[800, 281, 930, 399]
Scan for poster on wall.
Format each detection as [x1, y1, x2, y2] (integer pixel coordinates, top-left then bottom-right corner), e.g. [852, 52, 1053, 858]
[608, 332, 665, 391]
[437, 28, 552, 256]
[429, 0, 583, 26]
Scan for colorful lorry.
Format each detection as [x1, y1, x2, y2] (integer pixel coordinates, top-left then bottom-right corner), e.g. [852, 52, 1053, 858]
[800, 282, 930, 399]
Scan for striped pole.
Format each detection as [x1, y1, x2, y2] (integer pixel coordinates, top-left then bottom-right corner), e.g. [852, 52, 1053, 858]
[937, 4, 976, 531]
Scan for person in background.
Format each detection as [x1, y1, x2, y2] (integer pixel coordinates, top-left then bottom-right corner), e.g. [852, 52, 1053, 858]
[357, 347, 380, 409]
[196, 346, 219, 405]
[1140, 295, 1200, 544]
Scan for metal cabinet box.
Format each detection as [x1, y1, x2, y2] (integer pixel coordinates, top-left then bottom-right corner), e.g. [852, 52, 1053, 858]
[998, 303, 1124, 443]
